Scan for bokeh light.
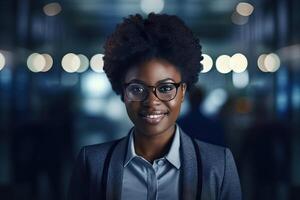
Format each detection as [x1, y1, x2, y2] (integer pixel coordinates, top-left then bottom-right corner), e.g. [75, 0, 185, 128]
[235, 97, 252, 114]
[236, 2, 254, 16]
[81, 72, 111, 98]
[140, 0, 164, 14]
[105, 96, 127, 120]
[43, 2, 62, 16]
[230, 53, 248, 73]
[61, 53, 80, 73]
[0, 52, 5, 71]
[41, 54, 53, 72]
[77, 54, 89, 73]
[83, 99, 106, 116]
[232, 11, 249, 25]
[278, 44, 300, 63]
[200, 54, 213, 73]
[216, 55, 231, 74]
[232, 70, 249, 89]
[27, 53, 46, 72]
[90, 54, 104, 73]
[201, 88, 228, 117]
[264, 53, 281, 72]
[257, 54, 268, 72]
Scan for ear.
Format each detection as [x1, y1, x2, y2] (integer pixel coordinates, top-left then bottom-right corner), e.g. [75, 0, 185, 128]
[180, 83, 187, 102]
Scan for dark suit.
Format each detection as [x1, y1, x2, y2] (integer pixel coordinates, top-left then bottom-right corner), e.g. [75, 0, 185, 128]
[68, 128, 242, 200]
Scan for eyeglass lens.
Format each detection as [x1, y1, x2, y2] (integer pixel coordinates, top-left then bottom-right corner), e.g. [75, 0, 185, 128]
[125, 83, 178, 101]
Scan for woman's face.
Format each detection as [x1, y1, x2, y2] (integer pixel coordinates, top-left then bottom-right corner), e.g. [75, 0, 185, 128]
[124, 58, 186, 138]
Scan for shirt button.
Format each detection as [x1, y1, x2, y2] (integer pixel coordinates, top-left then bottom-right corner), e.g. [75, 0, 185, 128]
[158, 160, 165, 166]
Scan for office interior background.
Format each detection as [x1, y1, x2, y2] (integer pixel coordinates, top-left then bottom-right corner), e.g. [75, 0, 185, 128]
[0, 0, 300, 199]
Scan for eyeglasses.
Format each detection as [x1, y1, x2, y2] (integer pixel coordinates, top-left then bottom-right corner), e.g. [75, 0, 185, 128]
[123, 82, 183, 102]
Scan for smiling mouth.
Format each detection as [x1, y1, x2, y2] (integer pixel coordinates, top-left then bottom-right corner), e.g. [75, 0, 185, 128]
[139, 112, 169, 125]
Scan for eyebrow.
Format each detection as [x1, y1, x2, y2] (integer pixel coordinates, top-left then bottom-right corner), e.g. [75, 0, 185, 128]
[127, 78, 176, 85]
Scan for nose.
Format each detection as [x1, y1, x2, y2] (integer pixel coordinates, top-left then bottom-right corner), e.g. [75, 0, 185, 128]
[142, 89, 161, 106]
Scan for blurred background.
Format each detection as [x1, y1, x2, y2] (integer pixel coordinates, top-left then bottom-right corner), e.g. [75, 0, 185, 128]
[0, 0, 299, 199]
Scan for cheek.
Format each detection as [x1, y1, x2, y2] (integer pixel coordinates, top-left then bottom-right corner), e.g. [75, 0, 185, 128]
[167, 98, 183, 117]
[169, 89, 185, 115]
[125, 101, 140, 120]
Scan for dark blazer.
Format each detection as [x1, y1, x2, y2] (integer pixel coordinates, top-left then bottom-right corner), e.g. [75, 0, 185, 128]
[68, 128, 242, 200]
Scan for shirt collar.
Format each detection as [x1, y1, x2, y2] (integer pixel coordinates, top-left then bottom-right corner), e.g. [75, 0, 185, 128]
[124, 124, 181, 169]
[124, 129, 138, 167]
[165, 124, 181, 169]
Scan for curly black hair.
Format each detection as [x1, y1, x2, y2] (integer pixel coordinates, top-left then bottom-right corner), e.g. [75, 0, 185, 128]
[103, 13, 203, 98]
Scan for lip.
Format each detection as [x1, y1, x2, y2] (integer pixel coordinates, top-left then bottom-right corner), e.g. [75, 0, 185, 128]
[139, 110, 169, 125]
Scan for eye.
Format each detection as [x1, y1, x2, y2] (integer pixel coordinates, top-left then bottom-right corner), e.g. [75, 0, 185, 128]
[127, 84, 145, 95]
[158, 83, 176, 93]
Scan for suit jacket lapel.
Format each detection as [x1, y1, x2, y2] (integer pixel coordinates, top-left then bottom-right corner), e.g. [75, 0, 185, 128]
[105, 128, 201, 200]
[180, 129, 199, 200]
[106, 135, 129, 200]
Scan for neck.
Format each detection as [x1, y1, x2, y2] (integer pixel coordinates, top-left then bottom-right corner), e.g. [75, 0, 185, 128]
[133, 125, 176, 163]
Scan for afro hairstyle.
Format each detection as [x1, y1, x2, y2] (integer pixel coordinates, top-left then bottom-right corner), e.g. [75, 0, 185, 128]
[103, 13, 203, 98]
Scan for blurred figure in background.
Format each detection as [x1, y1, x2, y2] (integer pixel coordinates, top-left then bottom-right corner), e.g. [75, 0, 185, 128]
[178, 86, 225, 146]
[240, 102, 291, 200]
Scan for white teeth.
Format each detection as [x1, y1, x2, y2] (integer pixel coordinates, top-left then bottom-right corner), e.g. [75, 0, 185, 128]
[146, 114, 164, 119]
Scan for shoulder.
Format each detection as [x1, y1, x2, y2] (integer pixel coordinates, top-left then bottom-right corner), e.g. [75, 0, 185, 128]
[84, 139, 120, 152]
[194, 139, 230, 157]
[79, 137, 126, 161]
[193, 139, 242, 199]
[193, 139, 236, 171]
[179, 127, 230, 164]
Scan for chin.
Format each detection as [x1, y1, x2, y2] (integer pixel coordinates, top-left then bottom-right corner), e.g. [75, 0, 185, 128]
[134, 118, 175, 138]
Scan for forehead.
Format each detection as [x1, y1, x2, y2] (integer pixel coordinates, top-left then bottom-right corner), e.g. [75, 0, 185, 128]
[125, 59, 182, 84]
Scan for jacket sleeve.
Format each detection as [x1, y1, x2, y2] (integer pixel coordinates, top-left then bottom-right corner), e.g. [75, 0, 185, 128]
[220, 148, 242, 200]
[67, 147, 89, 200]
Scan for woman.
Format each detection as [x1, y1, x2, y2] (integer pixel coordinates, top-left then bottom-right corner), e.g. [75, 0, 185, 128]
[68, 13, 242, 200]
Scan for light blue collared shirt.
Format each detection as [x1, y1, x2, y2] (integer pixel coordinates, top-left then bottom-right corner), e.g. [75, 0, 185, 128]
[121, 125, 181, 200]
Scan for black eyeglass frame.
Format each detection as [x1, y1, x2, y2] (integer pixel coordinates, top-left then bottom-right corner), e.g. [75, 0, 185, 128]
[123, 81, 184, 102]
